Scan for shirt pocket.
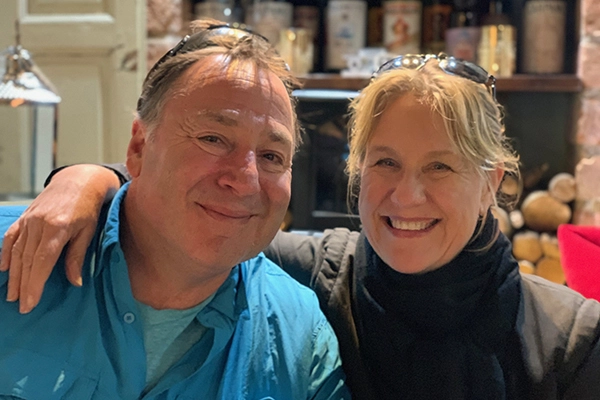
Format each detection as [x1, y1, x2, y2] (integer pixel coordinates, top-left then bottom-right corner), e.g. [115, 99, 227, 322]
[0, 348, 98, 400]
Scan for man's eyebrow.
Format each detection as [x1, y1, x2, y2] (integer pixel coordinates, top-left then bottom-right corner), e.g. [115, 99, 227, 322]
[195, 109, 293, 147]
[268, 130, 294, 148]
[196, 110, 239, 127]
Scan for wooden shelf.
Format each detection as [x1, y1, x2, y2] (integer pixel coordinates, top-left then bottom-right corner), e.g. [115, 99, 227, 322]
[298, 74, 582, 93]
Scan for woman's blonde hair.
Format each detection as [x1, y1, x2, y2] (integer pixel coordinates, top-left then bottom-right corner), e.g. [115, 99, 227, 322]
[346, 60, 520, 211]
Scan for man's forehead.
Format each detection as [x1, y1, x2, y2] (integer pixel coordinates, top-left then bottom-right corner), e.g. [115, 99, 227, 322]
[183, 55, 267, 88]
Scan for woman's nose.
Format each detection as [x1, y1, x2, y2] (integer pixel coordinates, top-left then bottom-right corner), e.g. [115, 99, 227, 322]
[390, 172, 427, 206]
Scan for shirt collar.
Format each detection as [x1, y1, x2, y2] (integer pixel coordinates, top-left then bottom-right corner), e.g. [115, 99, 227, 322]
[94, 182, 249, 323]
[100, 181, 129, 252]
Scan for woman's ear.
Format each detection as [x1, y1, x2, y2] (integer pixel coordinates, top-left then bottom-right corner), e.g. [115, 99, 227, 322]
[490, 166, 504, 194]
[126, 119, 146, 178]
[480, 167, 505, 214]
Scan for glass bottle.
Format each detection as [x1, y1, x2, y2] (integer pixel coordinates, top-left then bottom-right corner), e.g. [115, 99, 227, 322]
[422, 0, 453, 55]
[382, 0, 422, 55]
[367, 0, 384, 48]
[246, 0, 294, 46]
[292, 0, 321, 71]
[195, 0, 237, 23]
[445, 0, 480, 62]
[325, 0, 367, 71]
[478, 0, 516, 77]
[522, 0, 566, 73]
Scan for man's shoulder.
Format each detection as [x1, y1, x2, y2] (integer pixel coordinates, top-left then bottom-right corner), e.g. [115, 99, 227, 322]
[245, 254, 316, 294]
[242, 254, 322, 314]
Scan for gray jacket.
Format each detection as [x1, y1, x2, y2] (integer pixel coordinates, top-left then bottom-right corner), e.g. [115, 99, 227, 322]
[264, 228, 600, 400]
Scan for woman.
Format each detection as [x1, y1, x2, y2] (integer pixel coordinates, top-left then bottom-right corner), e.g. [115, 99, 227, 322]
[2, 55, 600, 399]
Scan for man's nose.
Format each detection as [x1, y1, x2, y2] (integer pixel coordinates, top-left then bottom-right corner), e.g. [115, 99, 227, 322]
[218, 151, 261, 196]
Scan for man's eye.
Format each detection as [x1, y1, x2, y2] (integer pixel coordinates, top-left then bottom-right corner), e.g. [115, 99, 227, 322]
[262, 153, 284, 165]
[198, 135, 221, 144]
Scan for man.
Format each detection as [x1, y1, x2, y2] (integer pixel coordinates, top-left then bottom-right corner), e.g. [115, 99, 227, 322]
[0, 20, 349, 399]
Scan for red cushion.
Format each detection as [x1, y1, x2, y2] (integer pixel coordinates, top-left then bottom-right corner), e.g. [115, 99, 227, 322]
[557, 224, 600, 301]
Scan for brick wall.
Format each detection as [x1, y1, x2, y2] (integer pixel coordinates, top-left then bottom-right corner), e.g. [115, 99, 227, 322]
[577, 0, 600, 159]
[146, 0, 191, 70]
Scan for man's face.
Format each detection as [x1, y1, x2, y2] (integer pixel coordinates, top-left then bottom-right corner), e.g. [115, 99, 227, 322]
[126, 55, 294, 274]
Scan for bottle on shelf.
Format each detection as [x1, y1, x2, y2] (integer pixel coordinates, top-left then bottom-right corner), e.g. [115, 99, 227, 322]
[445, 0, 479, 62]
[480, 0, 511, 25]
[422, 0, 453, 55]
[478, 0, 516, 77]
[230, 0, 246, 23]
[195, 0, 240, 23]
[292, 0, 321, 72]
[367, 0, 384, 48]
[325, 0, 367, 71]
[245, 0, 294, 46]
[522, 0, 566, 74]
[382, 0, 422, 55]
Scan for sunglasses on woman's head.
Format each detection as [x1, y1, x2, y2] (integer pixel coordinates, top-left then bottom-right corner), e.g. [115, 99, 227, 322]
[373, 53, 497, 100]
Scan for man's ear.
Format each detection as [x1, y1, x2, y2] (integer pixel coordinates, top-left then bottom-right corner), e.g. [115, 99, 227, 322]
[126, 119, 146, 178]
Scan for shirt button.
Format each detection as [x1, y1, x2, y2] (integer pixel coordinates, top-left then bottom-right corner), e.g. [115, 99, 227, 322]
[111, 252, 121, 263]
[123, 312, 136, 324]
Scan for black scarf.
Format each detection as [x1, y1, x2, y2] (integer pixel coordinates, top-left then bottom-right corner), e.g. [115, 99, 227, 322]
[354, 212, 524, 400]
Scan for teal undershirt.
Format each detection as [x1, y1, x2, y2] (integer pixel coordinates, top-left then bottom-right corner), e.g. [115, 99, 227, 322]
[136, 293, 215, 391]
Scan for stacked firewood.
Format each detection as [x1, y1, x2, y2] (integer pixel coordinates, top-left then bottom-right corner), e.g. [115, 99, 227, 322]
[492, 156, 600, 285]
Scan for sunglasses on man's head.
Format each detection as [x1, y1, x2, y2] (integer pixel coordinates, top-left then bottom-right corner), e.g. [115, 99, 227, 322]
[143, 23, 271, 85]
[138, 23, 273, 111]
[373, 53, 497, 100]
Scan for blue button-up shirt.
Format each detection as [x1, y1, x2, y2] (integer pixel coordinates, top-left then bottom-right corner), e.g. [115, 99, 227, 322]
[0, 185, 350, 399]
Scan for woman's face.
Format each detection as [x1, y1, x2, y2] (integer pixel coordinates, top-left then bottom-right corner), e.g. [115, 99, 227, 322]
[358, 94, 500, 274]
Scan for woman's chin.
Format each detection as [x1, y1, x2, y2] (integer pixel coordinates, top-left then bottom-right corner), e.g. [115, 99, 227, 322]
[384, 255, 446, 275]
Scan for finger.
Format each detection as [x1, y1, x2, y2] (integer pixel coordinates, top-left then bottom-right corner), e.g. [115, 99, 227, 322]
[22, 228, 71, 313]
[6, 224, 28, 302]
[64, 227, 96, 287]
[0, 222, 20, 272]
[17, 223, 44, 314]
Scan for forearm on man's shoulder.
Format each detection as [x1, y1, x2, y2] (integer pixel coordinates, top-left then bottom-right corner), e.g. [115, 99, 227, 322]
[45, 163, 130, 189]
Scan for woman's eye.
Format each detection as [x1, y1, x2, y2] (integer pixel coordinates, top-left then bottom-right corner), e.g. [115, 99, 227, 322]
[374, 158, 397, 168]
[428, 162, 452, 172]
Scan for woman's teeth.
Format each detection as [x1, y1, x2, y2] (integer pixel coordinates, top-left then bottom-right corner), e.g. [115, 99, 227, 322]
[388, 219, 438, 231]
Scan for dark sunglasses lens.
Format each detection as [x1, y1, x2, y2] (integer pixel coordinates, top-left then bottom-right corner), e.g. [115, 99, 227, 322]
[376, 57, 402, 75]
[179, 26, 262, 54]
[376, 55, 427, 76]
[439, 58, 489, 84]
